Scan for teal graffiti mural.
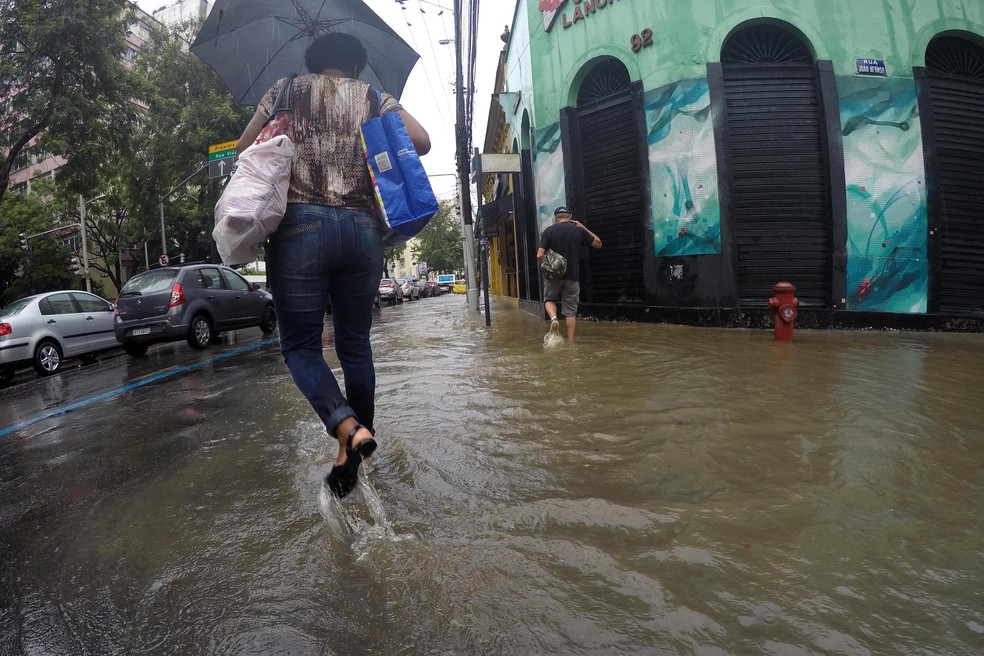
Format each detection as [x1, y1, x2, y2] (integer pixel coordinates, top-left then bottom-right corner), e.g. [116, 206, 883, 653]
[534, 123, 566, 233]
[644, 79, 721, 256]
[839, 77, 928, 313]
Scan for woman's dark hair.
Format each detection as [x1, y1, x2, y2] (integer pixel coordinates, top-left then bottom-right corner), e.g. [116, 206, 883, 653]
[304, 33, 368, 77]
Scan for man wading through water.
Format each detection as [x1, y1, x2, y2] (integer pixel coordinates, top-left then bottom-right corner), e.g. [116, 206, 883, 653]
[536, 207, 602, 342]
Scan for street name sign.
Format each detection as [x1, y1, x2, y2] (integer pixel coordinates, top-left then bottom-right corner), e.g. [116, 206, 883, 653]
[208, 140, 238, 179]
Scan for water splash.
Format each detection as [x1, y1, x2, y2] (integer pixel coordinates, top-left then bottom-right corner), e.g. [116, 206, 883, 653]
[543, 320, 565, 349]
[318, 460, 409, 560]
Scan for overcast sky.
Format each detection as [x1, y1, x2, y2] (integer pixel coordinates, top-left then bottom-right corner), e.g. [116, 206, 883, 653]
[136, 0, 516, 202]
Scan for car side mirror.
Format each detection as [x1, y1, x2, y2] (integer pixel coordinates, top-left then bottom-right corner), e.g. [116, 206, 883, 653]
[250, 282, 261, 291]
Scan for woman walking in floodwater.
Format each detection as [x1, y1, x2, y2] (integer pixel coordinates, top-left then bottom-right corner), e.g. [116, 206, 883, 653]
[236, 33, 431, 497]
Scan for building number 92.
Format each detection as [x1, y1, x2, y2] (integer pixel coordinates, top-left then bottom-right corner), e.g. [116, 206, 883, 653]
[630, 28, 653, 53]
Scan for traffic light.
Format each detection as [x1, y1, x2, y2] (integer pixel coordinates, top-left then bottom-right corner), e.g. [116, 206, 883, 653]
[70, 255, 82, 276]
[18, 233, 27, 251]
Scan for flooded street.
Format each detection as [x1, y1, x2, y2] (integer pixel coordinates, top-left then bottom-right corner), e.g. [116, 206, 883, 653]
[1, 295, 982, 655]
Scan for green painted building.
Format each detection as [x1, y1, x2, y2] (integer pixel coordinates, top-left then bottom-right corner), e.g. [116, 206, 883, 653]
[485, 0, 984, 328]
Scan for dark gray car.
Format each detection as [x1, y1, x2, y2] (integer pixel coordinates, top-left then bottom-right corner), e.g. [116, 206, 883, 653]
[114, 263, 276, 357]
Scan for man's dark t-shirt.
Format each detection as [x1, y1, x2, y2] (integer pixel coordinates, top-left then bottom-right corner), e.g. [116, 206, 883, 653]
[539, 221, 594, 281]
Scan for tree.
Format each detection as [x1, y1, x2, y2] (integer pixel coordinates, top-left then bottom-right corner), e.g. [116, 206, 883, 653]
[128, 19, 256, 263]
[412, 202, 463, 274]
[0, 191, 76, 306]
[0, 0, 147, 202]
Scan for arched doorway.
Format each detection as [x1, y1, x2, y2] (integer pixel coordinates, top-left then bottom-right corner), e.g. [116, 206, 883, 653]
[721, 24, 833, 307]
[561, 57, 648, 304]
[921, 34, 984, 315]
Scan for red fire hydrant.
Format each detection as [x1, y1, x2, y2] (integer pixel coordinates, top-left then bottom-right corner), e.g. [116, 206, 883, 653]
[767, 281, 798, 342]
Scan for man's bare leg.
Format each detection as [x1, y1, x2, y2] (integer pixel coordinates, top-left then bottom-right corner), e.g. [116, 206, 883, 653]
[566, 316, 576, 342]
[544, 300, 559, 321]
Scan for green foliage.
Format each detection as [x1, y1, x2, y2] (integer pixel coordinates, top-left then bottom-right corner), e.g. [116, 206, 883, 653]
[412, 202, 463, 274]
[0, 192, 77, 306]
[129, 19, 256, 263]
[0, 0, 147, 201]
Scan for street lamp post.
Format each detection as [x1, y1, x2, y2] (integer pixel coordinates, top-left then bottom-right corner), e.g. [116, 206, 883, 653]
[159, 162, 209, 263]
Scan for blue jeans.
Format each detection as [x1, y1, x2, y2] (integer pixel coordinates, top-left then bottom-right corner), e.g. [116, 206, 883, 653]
[267, 205, 384, 436]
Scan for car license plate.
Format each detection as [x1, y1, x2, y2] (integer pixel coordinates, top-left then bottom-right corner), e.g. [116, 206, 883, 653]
[132, 327, 151, 336]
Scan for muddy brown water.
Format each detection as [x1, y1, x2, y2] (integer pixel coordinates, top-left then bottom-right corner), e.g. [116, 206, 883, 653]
[1, 295, 982, 655]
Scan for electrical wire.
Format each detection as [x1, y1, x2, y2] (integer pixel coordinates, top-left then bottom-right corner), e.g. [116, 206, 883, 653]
[415, 0, 455, 122]
[394, 0, 453, 128]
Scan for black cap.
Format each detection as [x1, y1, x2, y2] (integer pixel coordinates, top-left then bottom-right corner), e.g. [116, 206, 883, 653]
[554, 206, 571, 216]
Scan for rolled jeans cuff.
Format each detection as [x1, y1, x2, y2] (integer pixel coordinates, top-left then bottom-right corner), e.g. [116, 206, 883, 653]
[326, 405, 357, 438]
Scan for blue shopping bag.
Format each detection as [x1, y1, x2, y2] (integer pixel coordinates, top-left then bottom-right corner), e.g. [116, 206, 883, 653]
[360, 95, 439, 247]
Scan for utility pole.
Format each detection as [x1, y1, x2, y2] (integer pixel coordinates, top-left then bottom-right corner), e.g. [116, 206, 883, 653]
[454, 0, 479, 310]
[78, 194, 104, 293]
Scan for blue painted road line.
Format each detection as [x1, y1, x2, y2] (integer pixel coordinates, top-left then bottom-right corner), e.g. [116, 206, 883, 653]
[0, 338, 280, 438]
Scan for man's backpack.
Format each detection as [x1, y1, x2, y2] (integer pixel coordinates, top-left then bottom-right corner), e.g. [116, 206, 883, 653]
[540, 249, 567, 280]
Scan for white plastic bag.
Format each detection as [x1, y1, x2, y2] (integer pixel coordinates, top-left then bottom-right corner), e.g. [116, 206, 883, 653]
[212, 134, 294, 266]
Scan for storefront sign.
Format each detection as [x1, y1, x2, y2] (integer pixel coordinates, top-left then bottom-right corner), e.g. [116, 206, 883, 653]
[630, 28, 653, 52]
[540, 0, 567, 32]
[856, 58, 887, 76]
[543, 0, 628, 32]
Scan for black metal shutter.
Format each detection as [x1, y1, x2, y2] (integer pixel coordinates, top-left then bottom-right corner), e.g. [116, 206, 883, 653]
[575, 90, 645, 304]
[724, 65, 831, 306]
[926, 75, 984, 314]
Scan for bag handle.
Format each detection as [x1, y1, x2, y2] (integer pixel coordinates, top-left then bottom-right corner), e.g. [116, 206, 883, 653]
[366, 85, 382, 120]
[272, 73, 297, 114]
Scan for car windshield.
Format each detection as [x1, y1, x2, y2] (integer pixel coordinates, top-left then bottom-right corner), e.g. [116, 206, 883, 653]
[120, 270, 177, 295]
[0, 297, 34, 317]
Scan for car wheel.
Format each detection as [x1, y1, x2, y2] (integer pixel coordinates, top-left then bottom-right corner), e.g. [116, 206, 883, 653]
[374, 293, 381, 309]
[259, 304, 277, 334]
[0, 367, 13, 387]
[33, 339, 63, 376]
[123, 340, 149, 357]
[187, 314, 213, 350]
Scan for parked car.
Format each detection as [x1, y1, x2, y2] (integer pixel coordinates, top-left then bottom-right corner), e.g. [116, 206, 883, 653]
[419, 280, 438, 297]
[378, 278, 404, 305]
[452, 280, 467, 294]
[0, 290, 118, 385]
[114, 263, 276, 357]
[437, 281, 452, 294]
[401, 278, 420, 301]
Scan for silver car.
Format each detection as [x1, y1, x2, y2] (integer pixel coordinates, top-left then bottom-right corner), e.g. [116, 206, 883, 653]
[0, 290, 118, 385]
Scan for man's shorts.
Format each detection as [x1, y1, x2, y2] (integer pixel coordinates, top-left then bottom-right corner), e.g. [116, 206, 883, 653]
[543, 279, 580, 317]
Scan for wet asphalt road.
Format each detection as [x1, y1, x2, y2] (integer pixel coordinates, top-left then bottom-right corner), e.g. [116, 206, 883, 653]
[2, 294, 983, 655]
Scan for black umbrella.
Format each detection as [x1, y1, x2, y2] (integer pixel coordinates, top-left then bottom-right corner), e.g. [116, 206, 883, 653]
[191, 0, 420, 105]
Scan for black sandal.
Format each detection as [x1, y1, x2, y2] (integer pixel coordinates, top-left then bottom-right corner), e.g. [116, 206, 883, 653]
[325, 424, 377, 498]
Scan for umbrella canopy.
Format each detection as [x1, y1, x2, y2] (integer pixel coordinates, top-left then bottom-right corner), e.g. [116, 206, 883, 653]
[191, 0, 420, 105]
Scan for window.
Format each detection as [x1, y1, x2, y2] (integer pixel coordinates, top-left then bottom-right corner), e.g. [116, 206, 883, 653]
[11, 182, 27, 196]
[198, 268, 223, 290]
[123, 46, 137, 63]
[72, 293, 111, 313]
[221, 269, 250, 292]
[120, 269, 177, 294]
[128, 20, 142, 38]
[11, 150, 29, 171]
[41, 294, 77, 315]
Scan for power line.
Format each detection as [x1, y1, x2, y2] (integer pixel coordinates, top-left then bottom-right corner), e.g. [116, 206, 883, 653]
[395, 0, 453, 128]
[415, 0, 456, 122]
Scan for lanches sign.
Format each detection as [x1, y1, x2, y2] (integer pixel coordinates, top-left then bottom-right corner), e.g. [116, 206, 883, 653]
[540, 0, 629, 32]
